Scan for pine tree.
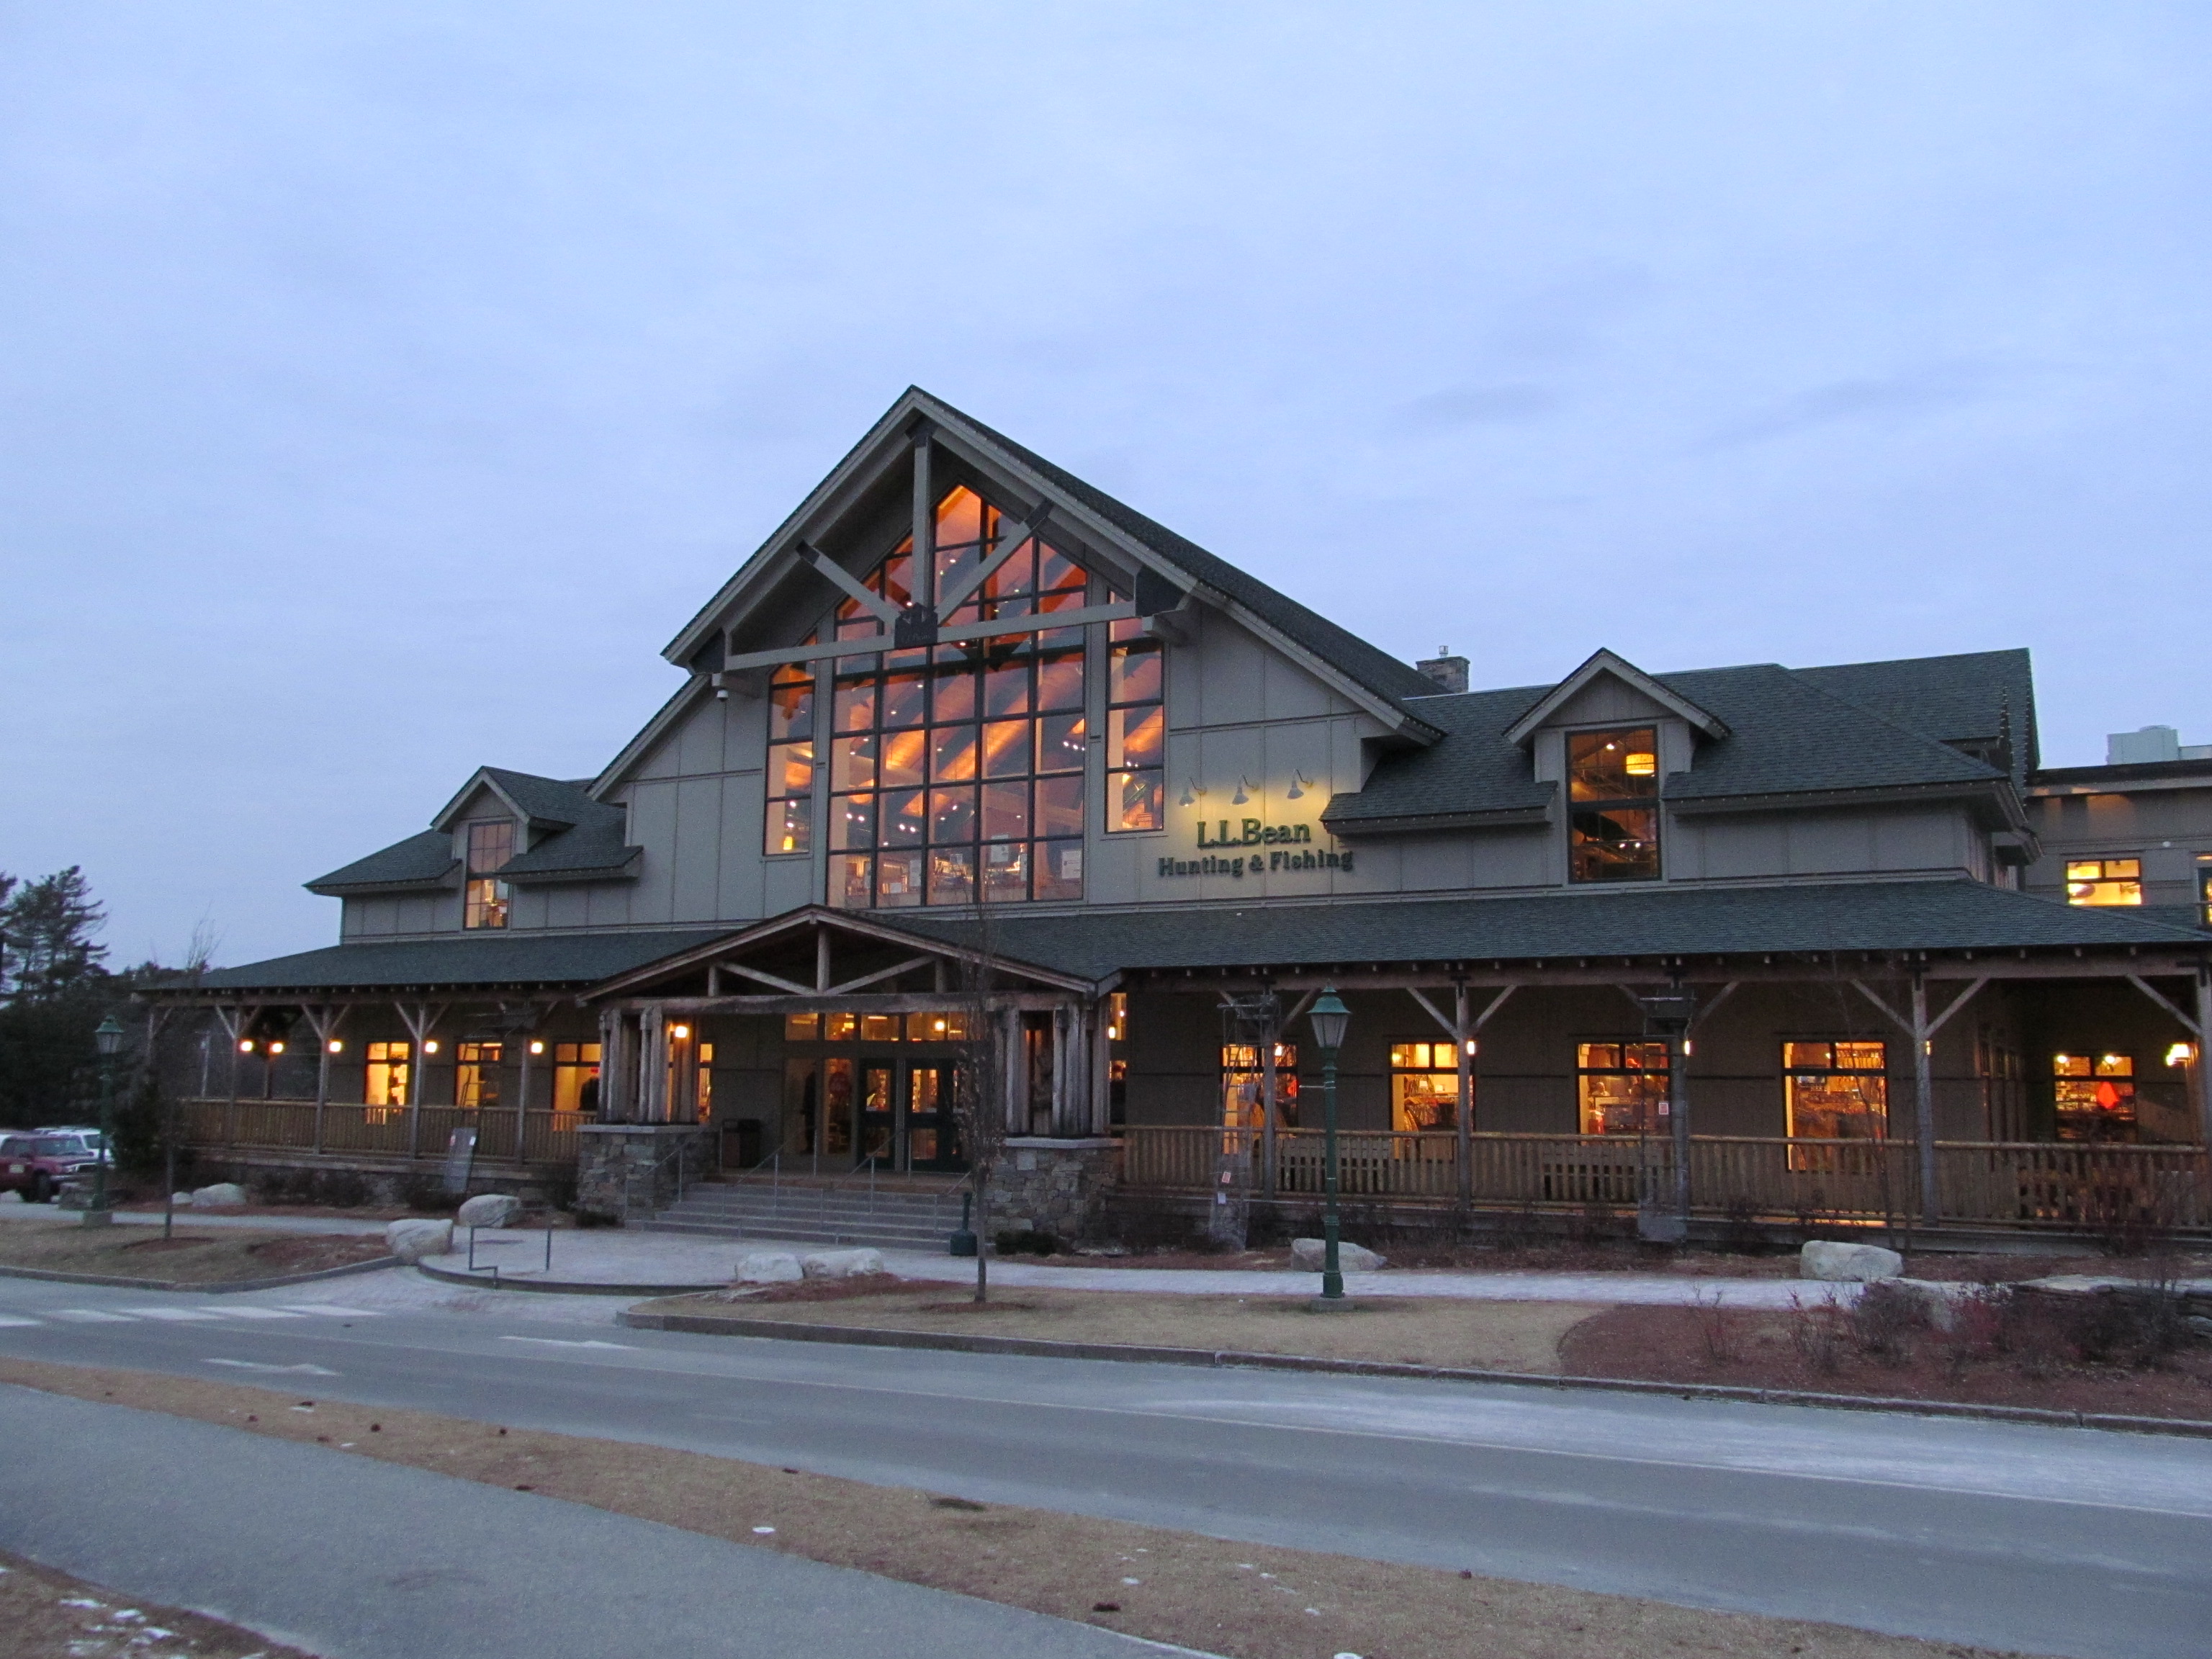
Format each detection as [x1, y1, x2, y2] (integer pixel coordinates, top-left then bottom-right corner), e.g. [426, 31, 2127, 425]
[1, 866, 108, 1004]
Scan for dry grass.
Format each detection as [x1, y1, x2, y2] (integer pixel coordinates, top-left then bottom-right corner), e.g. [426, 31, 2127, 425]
[0, 1546, 316, 1659]
[657, 1284, 1603, 1372]
[0, 1221, 387, 1284]
[0, 1356, 2026, 1659]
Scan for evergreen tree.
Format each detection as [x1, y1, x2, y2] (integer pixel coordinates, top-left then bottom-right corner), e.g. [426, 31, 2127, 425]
[0, 866, 115, 1125]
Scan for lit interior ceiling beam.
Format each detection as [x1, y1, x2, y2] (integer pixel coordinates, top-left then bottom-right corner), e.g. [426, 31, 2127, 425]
[935, 502, 1053, 615]
[719, 599, 1138, 674]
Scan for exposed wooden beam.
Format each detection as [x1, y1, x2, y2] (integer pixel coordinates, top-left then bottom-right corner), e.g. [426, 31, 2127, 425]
[721, 601, 1140, 674]
[716, 962, 813, 997]
[825, 956, 936, 997]
[936, 503, 1052, 614]
[797, 541, 902, 626]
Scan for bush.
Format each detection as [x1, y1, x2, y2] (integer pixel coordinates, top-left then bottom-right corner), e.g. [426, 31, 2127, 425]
[1850, 1280, 1930, 1367]
[994, 1228, 1061, 1256]
[572, 1207, 623, 1229]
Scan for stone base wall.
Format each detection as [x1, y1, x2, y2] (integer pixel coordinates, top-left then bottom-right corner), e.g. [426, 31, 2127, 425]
[984, 1138, 1120, 1244]
[576, 1123, 716, 1219]
[184, 1155, 558, 1210]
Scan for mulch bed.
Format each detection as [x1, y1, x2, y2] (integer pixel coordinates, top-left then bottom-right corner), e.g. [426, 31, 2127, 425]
[1562, 1293, 2212, 1419]
[716, 1272, 912, 1304]
[0, 1546, 317, 1658]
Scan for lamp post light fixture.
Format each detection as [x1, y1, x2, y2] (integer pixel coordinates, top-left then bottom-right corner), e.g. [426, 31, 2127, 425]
[1305, 986, 1351, 1302]
[89, 1014, 125, 1225]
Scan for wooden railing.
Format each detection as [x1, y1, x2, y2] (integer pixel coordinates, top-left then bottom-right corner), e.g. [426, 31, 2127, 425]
[179, 1097, 587, 1168]
[1119, 1125, 2212, 1231]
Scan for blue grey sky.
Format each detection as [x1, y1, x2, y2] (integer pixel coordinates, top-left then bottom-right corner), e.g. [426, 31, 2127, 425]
[4, 4, 2207, 968]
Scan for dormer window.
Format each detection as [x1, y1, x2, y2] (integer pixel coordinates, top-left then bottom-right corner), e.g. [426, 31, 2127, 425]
[1568, 727, 1660, 883]
[464, 821, 514, 929]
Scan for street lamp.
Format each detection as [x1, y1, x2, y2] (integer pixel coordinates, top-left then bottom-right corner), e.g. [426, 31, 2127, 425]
[89, 1015, 125, 1223]
[1306, 986, 1351, 1301]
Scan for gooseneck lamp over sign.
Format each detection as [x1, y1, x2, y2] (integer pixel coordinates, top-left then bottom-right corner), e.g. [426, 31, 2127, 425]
[1305, 987, 1351, 1300]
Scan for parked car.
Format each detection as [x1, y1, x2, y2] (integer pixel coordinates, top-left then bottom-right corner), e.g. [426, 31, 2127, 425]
[0, 1133, 103, 1202]
[34, 1126, 107, 1159]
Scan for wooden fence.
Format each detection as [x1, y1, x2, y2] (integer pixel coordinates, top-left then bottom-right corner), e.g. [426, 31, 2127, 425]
[179, 1097, 586, 1169]
[1120, 1125, 2212, 1231]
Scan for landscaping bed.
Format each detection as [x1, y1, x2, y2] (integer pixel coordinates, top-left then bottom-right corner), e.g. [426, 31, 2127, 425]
[0, 1220, 391, 1283]
[644, 1284, 1601, 1371]
[1561, 1283, 2212, 1420]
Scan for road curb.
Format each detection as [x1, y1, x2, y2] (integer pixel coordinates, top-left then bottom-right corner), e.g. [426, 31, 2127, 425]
[414, 1262, 727, 1297]
[618, 1305, 2212, 1441]
[0, 1255, 402, 1294]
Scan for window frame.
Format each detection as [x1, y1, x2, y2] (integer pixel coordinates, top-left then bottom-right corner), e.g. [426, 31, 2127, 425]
[1565, 726, 1663, 885]
[462, 820, 516, 930]
[1387, 1040, 1463, 1133]
[1781, 1040, 1889, 1141]
[2064, 857, 2143, 907]
[2052, 1051, 2138, 1141]
[1575, 1038, 1671, 1136]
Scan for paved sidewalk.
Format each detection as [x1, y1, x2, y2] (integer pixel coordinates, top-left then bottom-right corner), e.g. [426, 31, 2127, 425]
[0, 1193, 387, 1236]
[422, 1226, 1853, 1307]
[0, 1383, 1200, 1659]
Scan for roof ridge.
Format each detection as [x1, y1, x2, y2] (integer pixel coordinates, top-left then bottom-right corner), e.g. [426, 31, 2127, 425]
[1717, 663, 2008, 783]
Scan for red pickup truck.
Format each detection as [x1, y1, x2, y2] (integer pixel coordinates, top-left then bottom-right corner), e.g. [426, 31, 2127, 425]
[0, 1133, 104, 1203]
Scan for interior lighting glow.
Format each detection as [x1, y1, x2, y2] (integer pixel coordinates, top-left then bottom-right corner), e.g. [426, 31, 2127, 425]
[1623, 752, 1658, 777]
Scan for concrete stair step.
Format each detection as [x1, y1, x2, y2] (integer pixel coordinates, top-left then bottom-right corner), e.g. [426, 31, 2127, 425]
[634, 1217, 955, 1249]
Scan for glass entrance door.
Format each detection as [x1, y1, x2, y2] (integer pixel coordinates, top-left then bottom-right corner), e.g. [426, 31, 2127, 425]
[858, 1061, 897, 1166]
[905, 1063, 962, 1172]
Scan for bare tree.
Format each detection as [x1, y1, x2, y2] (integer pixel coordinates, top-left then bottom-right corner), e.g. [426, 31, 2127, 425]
[948, 907, 1010, 1303]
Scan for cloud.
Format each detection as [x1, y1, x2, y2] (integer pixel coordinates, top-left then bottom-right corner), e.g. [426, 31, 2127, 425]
[1390, 382, 1558, 431]
[1707, 360, 2002, 446]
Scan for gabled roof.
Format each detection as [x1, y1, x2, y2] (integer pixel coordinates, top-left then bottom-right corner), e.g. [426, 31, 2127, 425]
[432, 767, 599, 833]
[305, 831, 458, 897]
[1328, 652, 2021, 835]
[655, 388, 1442, 751]
[1503, 648, 1729, 745]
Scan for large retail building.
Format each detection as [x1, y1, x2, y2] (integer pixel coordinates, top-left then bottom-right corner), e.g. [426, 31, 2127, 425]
[148, 390, 2212, 1238]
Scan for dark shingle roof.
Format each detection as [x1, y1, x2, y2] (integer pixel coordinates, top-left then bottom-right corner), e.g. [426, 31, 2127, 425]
[946, 399, 1443, 716]
[181, 928, 728, 994]
[305, 831, 459, 896]
[501, 810, 641, 884]
[1329, 657, 2017, 830]
[480, 768, 601, 826]
[1797, 649, 2036, 780]
[894, 880, 2210, 982]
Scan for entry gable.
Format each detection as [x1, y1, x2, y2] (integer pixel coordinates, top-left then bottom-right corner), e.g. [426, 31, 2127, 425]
[1504, 649, 1730, 747]
[582, 906, 1096, 1003]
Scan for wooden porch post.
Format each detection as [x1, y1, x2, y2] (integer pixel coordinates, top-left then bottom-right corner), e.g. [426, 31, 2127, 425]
[640, 1006, 667, 1124]
[1453, 982, 1472, 1205]
[2200, 968, 2212, 1148]
[515, 1021, 534, 1163]
[1670, 1029, 1691, 1227]
[1002, 1006, 1024, 1133]
[396, 1002, 442, 1160]
[1910, 974, 1939, 1227]
[1090, 1000, 1112, 1136]
[300, 1004, 346, 1155]
[1260, 1011, 1279, 1200]
[596, 1008, 625, 1120]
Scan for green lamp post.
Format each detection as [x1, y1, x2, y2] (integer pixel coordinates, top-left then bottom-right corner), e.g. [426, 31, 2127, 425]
[89, 1014, 125, 1223]
[1306, 986, 1351, 1301]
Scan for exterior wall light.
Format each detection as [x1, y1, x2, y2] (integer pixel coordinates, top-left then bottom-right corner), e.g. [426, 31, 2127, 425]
[529, 1040, 546, 1056]
[423, 1040, 440, 1055]
[327, 1040, 344, 1055]
[2167, 1042, 2196, 1068]
[1231, 776, 1254, 806]
[268, 1040, 284, 1056]
[238, 1039, 255, 1054]
[671, 1024, 691, 1040]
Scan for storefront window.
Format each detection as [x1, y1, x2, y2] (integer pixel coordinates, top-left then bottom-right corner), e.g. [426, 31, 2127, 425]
[552, 1043, 601, 1115]
[365, 1040, 410, 1120]
[454, 1040, 503, 1108]
[1220, 1043, 1298, 1131]
[1388, 1041, 1462, 1132]
[764, 663, 815, 856]
[2054, 1052, 2136, 1141]
[463, 821, 514, 929]
[1576, 1040, 1668, 1134]
[1107, 619, 1164, 832]
[2065, 858, 2142, 907]
[1568, 727, 1660, 883]
[1782, 1040, 1887, 1140]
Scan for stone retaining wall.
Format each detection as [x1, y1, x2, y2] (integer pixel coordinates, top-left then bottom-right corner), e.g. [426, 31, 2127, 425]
[984, 1138, 1120, 1244]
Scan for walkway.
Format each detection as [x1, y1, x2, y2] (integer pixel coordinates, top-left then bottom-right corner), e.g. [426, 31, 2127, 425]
[0, 1382, 1198, 1659]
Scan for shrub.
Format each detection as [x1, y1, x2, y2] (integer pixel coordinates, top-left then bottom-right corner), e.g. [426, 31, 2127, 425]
[572, 1207, 623, 1229]
[1851, 1281, 1929, 1367]
[1786, 1294, 1848, 1376]
[994, 1228, 1061, 1256]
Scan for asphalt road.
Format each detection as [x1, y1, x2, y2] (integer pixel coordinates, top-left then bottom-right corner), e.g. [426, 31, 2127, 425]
[4, 1268, 2208, 1659]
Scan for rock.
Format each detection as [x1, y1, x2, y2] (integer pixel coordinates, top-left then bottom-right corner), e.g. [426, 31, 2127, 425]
[189, 1182, 248, 1209]
[457, 1193, 521, 1228]
[1289, 1237, 1387, 1272]
[801, 1248, 886, 1280]
[1800, 1240, 1904, 1282]
[171, 1192, 192, 1207]
[734, 1251, 804, 1284]
[385, 1218, 454, 1263]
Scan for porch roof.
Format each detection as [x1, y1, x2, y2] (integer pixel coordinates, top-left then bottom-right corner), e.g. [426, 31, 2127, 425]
[150, 927, 729, 999]
[887, 878, 2211, 983]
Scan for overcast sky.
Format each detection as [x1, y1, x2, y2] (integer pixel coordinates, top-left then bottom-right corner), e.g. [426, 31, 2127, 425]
[4, 4, 2208, 968]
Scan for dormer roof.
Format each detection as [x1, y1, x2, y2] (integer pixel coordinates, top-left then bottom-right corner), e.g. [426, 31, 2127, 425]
[1502, 648, 1730, 746]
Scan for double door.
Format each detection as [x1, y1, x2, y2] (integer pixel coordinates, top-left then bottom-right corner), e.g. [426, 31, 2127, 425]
[855, 1056, 963, 1173]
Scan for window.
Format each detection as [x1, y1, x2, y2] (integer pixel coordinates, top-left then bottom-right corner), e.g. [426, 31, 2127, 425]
[2065, 858, 2142, 907]
[1576, 1040, 1668, 1135]
[1106, 618, 1164, 832]
[1389, 1041, 1464, 1132]
[797, 485, 1102, 908]
[1567, 727, 1660, 883]
[2201, 859, 2212, 925]
[2054, 1052, 2136, 1141]
[1220, 1042, 1298, 1131]
[551, 1043, 601, 1115]
[783, 1012, 820, 1042]
[454, 1041, 503, 1108]
[1782, 1041, 1887, 1140]
[764, 662, 816, 856]
[463, 821, 515, 929]
[365, 1040, 410, 1120]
